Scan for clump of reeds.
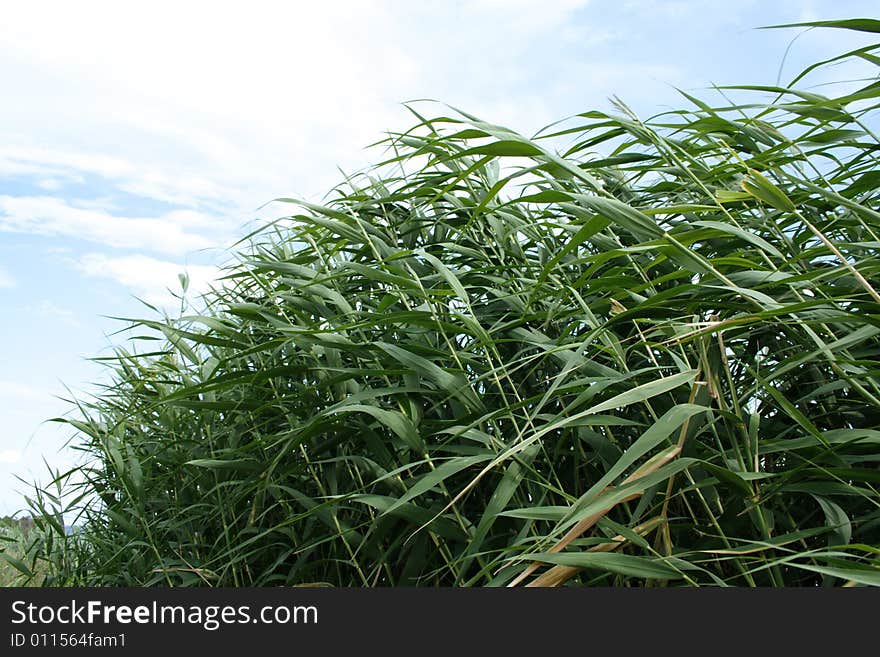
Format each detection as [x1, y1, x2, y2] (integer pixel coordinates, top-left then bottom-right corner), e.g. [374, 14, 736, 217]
[13, 19, 880, 586]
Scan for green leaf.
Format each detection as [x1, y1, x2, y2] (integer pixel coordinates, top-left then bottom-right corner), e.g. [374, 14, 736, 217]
[384, 454, 495, 515]
[715, 190, 754, 204]
[499, 506, 570, 521]
[348, 495, 467, 541]
[741, 170, 796, 212]
[573, 194, 663, 241]
[327, 404, 424, 452]
[185, 459, 257, 471]
[462, 140, 543, 157]
[375, 342, 483, 411]
[580, 403, 706, 500]
[781, 560, 880, 586]
[524, 551, 684, 580]
[813, 496, 852, 546]
[0, 552, 34, 578]
[763, 19, 880, 34]
[694, 220, 784, 258]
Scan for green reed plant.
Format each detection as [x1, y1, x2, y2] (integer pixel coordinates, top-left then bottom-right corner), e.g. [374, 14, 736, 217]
[20, 19, 880, 586]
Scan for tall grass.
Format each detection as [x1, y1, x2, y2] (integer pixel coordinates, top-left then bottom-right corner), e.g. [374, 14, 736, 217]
[12, 19, 880, 586]
[0, 516, 51, 586]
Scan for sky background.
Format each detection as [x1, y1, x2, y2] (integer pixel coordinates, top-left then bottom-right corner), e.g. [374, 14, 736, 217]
[1, 0, 877, 516]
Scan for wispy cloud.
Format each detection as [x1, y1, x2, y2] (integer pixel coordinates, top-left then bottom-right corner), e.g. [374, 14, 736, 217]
[469, 0, 592, 32]
[0, 449, 22, 464]
[0, 145, 232, 210]
[28, 300, 81, 328]
[0, 1, 621, 217]
[0, 265, 14, 288]
[0, 195, 220, 255]
[0, 381, 52, 403]
[76, 253, 221, 308]
[37, 178, 64, 191]
[0, 146, 134, 179]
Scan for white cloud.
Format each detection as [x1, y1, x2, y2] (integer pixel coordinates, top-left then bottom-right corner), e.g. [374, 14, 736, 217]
[0, 449, 22, 464]
[0, 3, 417, 205]
[37, 178, 63, 191]
[470, 0, 591, 32]
[0, 195, 219, 255]
[29, 300, 81, 328]
[0, 381, 52, 403]
[76, 253, 221, 308]
[0, 1, 622, 219]
[0, 145, 231, 210]
[0, 265, 14, 288]
[0, 156, 49, 178]
[0, 145, 133, 179]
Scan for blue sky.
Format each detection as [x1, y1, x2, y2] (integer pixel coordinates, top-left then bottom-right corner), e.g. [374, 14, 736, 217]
[1, 0, 877, 516]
